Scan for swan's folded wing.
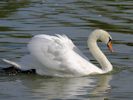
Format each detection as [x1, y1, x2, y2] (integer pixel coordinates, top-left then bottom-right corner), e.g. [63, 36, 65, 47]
[27, 34, 75, 71]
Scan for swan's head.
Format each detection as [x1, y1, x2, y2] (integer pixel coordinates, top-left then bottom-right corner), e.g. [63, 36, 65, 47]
[90, 29, 113, 52]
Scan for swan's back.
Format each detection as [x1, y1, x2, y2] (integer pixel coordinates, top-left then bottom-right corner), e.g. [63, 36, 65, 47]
[28, 34, 73, 69]
[27, 35, 74, 76]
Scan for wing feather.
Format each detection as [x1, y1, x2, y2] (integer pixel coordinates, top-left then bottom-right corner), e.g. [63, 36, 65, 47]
[28, 34, 75, 71]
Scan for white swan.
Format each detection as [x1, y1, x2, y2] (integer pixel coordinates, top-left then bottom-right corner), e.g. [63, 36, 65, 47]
[3, 29, 113, 77]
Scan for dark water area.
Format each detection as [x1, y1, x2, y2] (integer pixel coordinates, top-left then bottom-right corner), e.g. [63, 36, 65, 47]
[0, 0, 133, 100]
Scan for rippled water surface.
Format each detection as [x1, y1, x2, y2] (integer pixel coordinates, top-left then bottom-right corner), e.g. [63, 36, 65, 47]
[0, 0, 133, 100]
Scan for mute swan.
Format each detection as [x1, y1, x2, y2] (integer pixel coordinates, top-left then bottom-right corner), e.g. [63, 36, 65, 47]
[3, 29, 113, 77]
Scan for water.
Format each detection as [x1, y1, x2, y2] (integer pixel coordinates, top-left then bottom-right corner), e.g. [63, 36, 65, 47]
[0, 0, 133, 100]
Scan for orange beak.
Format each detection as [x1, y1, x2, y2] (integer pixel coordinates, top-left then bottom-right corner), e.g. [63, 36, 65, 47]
[107, 41, 113, 52]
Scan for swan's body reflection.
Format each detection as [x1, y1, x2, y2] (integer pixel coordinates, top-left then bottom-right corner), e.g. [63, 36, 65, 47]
[22, 75, 112, 100]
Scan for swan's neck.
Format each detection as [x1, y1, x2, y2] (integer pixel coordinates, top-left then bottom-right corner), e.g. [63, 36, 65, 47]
[87, 37, 112, 73]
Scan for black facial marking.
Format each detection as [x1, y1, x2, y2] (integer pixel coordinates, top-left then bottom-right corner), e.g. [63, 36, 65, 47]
[109, 37, 112, 42]
[107, 37, 112, 45]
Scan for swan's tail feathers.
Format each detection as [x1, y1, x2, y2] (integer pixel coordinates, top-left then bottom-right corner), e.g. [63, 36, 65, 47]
[2, 59, 21, 69]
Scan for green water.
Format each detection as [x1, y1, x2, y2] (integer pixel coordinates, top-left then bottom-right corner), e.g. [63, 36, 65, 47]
[0, 0, 133, 100]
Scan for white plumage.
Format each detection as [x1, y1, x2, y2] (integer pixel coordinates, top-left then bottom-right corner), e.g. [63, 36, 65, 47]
[3, 29, 113, 77]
